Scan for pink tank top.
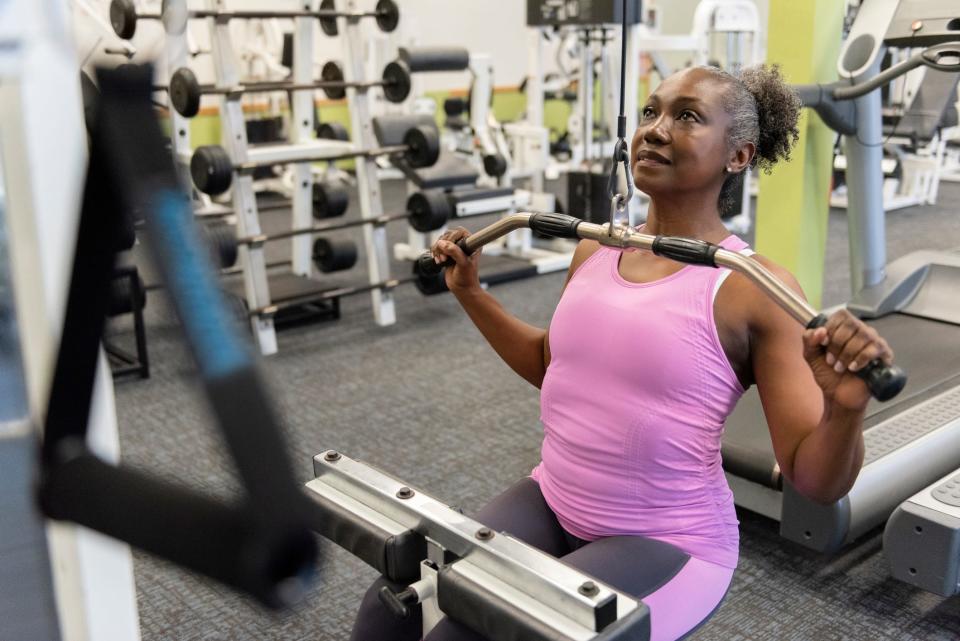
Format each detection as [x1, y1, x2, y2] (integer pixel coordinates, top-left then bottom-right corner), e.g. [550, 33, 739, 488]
[531, 234, 751, 570]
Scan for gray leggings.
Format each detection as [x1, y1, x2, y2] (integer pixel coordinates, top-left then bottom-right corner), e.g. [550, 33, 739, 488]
[348, 477, 724, 641]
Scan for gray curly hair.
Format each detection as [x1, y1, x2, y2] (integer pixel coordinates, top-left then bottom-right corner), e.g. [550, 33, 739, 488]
[698, 64, 802, 216]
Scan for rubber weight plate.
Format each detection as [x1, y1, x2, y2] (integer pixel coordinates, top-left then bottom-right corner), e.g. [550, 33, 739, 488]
[312, 181, 350, 219]
[381, 60, 411, 103]
[203, 221, 238, 268]
[191, 146, 234, 196]
[483, 153, 508, 178]
[402, 124, 440, 168]
[318, 0, 338, 36]
[375, 0, 400, 32]
[108, 272, 147, 317]
[313, 238, 358, 273]
[169, 67, 202, 118]
[110, 0, 138, 39]
[321, 61, 347, 100]
[406, 190, 451, 232]
[413, 262, 447, 295]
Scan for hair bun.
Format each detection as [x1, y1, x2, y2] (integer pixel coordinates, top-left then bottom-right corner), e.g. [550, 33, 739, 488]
[739, 65, 801, 172]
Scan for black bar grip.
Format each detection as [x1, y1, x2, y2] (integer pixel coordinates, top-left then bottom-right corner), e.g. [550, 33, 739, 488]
[806, 314, 907, 402]
[416, 251, 450, 276]
[414, 239, 471, 276]
[857, 361, 907, 402]
[399, 47, 470, 72]
[651, 236, 720, 267]
[38, 453, 318, 609]
[529, 212, 582, 239]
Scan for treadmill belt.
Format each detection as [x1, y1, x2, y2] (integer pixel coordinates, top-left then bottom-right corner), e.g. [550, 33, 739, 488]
[722, 313, 960, 487]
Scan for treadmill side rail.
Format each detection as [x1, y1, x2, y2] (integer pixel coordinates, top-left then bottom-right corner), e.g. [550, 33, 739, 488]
[739, 384, 960, 553]
[884, 500, 960, 597]
[780, 485, 852, 552]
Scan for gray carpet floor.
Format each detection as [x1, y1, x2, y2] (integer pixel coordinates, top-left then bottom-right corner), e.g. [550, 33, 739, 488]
[111, 179, 960, 640]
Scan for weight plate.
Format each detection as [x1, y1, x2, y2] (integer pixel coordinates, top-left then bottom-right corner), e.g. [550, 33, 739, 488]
[316, 122, 349, 141]
[312, 238, 358, 273]
[108, 272, 147, 317]
[413, 263, 447, 296]
[406, 190, 451, 232]
[191, 146, 233, 196]
[381, 60, 411, 103]
[402, 124, 440, 168]
[312, 181, 350, 219]
[169, 67, 202, 118]
[483, 153, 508, 178]
[375, 0, 400, 33]
[203, 221, 238, 268]
[110, 0, 138, 39]
[318, 0, 338, 36]
[321, 61, 347, 100]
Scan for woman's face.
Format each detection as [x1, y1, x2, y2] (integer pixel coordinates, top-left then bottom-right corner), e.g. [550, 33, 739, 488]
[631, 68, 734, 200]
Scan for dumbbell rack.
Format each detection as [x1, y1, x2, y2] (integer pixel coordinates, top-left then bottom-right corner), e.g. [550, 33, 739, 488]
[206, 0, 397, 355]
[336, 0, 396, 328]
[166, 7, 193, 190]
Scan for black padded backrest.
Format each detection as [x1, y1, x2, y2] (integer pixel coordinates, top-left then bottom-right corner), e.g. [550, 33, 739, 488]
[399, 47, 470, 73]
[409, 154, 479, 190]
[372, 114, 437, 146]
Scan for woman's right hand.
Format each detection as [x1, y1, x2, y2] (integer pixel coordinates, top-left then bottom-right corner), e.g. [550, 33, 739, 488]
[431, 226, 482, 292]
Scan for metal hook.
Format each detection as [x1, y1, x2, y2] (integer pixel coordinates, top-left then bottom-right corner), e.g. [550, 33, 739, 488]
[606, 138, 635, 235]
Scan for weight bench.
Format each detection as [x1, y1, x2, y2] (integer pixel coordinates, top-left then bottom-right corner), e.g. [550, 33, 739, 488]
[305, 450, 650, 640]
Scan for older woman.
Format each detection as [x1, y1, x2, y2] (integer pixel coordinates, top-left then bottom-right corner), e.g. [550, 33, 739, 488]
[350, 65, 894, 641]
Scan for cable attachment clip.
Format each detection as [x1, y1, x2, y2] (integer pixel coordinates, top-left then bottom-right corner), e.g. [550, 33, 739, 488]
[606, 130, 634, 235]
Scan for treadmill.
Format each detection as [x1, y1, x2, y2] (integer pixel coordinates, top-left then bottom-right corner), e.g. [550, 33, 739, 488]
[721, 0, 960, 553]
[885, 467, 960, 596]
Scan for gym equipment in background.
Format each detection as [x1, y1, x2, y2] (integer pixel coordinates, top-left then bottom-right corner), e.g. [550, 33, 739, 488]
[189, 122, 439, 196]
[108, 0, 399, 40]
[166, 59, 412, 118]
[721, 0, 960, 557]
[194, 0, 429, 354]
[885, 466, 960, 597]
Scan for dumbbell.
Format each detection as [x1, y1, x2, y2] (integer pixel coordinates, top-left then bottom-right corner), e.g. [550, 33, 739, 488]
[213, 192, 450, 269]
[168, 60, 411, 118]
[110, 0, 398, 40]
[317, 0, 398, 35]
[190, 124, 440, 196]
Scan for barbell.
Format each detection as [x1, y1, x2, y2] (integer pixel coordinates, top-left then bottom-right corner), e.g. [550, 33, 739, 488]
[168, 60, 411, 118]
[109, 0, 399, 40]
[207, 189, 451, 269]
[190, 123, 440, 196]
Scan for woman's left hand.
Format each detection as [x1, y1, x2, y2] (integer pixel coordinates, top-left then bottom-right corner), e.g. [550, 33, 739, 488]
[802, 309, 895, 411]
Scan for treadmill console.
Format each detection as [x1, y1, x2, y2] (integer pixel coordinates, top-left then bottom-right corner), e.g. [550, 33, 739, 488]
[885, 0, 960, 47]
[527, 0, 643, 27]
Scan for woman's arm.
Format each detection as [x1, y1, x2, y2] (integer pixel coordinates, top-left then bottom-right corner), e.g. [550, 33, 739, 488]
[432, 230, 600, 389]
[742, 257, 893, 504]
